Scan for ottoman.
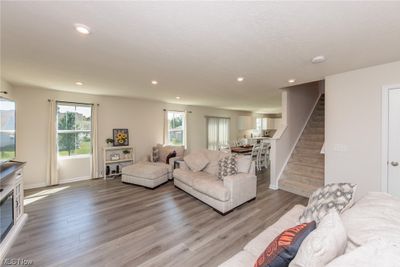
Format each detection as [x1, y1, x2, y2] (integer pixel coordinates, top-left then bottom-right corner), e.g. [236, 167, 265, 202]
[121, 162, 169, 188]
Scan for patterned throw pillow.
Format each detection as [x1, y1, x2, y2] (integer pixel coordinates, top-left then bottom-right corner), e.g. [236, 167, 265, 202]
[152, 146, 160, 162]
[254, 221, 316, 267]
[299, 183, 357, 224]
[217, 154, 238, 179]
[166, 150, 177, 164]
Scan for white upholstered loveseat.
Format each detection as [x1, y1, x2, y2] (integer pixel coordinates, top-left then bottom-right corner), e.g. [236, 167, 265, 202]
[173, 149, 257, 215]
[219, 192, 400, 267]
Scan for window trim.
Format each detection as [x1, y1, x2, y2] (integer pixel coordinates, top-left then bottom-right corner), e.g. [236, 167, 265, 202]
[164, 110, 187, 148]
[56, 102, 93, 158]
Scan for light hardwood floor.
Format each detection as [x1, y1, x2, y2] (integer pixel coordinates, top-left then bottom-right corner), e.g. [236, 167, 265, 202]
[4, 171, 307, 267]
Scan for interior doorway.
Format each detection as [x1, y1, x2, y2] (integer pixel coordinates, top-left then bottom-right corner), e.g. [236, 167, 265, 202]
[382, 85, 400, 197]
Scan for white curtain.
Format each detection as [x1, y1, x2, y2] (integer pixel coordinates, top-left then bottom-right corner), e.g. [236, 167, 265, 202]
[90, 104, 99, 178]
[208, 118, 219, 150]
[46, 99, 58, 185]
[219, 118, 230, 146]
[183, 110, 188, 149]
[207, 117, 230, 150]
[163, 109, 168, 145]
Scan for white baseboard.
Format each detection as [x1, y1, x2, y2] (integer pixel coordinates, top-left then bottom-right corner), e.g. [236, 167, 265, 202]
[24, 182, 47, 190]
[59, 176, 91, 184]
[25, 176, 91, 189]
[269, 184, 279, 190]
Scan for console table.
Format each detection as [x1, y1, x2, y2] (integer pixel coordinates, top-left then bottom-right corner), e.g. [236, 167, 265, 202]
[0, 161, 27, 262]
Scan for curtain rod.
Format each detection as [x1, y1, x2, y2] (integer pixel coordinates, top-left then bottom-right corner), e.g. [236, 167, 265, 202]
[163, 109, 192, 113]
[204, 115, 231, 119]
[48, 99, 99, 106]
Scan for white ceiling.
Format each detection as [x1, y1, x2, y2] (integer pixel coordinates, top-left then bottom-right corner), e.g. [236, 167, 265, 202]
[1, 1, 400, 113]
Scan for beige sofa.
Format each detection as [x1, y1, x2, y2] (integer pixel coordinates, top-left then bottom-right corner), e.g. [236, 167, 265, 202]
[219, 192, 400, 267]
[173, 149, 257, 215]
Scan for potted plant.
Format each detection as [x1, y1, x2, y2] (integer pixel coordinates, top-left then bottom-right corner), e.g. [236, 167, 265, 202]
[106, 138, 113, 147]
[122, 149, 131, 159]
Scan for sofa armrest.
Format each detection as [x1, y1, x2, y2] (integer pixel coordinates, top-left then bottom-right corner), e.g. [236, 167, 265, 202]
[223, 173, 257, 206]
[176, 160, 190, 171]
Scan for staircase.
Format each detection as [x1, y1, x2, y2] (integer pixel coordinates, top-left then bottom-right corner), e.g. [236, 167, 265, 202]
[279, 94, 325, 197]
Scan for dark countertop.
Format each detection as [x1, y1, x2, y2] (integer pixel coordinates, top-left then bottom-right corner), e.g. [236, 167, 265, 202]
[0, 161, 26, 181]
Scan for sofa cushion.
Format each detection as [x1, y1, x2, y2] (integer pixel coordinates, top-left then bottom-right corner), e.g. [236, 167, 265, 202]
[173, 169, 196, 187]
[244, 205, 305, 257]
[254, 221, 316, 267]
[325, 239, 400, 267]
[299, 183, 357, 224]
[217, 154, 238, 179]
[192, 175, 230, 202]
[290, 211, 347, 267]
[340, 192, 400, 248]
[122, 162, 168, 179]
[218, 251, 257, 267]
[184, 151, 209, 172]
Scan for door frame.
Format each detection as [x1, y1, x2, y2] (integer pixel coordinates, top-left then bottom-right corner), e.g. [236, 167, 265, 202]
[381, 84, 400, 193]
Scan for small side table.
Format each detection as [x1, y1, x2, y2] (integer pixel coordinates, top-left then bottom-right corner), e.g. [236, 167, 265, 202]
[174, 160, 184, 169]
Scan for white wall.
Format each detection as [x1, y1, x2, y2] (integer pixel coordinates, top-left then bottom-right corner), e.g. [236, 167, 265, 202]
[270, 82, 320, 188]
[325, 61, 400, 198]
[1, 79, 14, 98]
[10, 85, 250, 188]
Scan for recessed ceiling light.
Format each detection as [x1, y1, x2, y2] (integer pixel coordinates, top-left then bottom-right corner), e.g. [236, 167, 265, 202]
[237, 77, 244, 82]
[288, 79, 296, 83]
[176, 96, 181, 100]
[311, 55, 326, 64]
[74, 23, 90, 35]
[151, 80, 158, 85]
[75, 81, 83, 86]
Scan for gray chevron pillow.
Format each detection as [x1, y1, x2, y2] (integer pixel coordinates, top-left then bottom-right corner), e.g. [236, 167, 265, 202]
[217, 154, 238, 180]
[299, 183, 357, 224]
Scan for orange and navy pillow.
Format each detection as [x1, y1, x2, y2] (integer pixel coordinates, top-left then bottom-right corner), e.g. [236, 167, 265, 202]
[254, 221, 316, 267]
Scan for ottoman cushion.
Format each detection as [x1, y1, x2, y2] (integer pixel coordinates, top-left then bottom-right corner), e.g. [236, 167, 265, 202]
[122, 162, 168, 179]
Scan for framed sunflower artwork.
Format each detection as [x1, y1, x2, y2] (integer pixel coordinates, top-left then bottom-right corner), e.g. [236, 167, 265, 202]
[113, 129, 129, 146]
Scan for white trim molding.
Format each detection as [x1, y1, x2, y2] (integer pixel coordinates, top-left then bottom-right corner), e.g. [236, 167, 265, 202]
[381, 84, 400, 193]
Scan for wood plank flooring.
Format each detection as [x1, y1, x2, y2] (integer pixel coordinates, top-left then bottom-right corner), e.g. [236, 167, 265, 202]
[4, 171, 307, 267]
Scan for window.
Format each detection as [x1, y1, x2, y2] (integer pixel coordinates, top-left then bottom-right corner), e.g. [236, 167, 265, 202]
[165, 111, 186, 147]
[256, 118, 267, 132]
[207, 117, 230, 150]
[57, 103, 92, 157]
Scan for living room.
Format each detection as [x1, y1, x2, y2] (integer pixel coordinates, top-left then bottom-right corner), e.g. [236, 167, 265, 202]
[1, 1, 400, 267]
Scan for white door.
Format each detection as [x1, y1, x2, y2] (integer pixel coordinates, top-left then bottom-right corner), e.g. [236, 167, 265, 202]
[388, 88, 400, 197]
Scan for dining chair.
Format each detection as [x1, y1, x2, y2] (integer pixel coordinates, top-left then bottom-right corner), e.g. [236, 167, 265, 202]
[250, 143, 261, 171]
[258, 142, 271, 170]
[219, 144, 231, 153]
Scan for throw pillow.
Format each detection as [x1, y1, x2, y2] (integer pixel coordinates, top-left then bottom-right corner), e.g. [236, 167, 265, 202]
[184, 152, 209, 172]
[289, 211, 347, 267]
[217, 154, 238, 179]
[299, 183, 357, 224]
[166, 150, 177, 164]
[254, 221, 316, 267]
[152, 146, 160, 162]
